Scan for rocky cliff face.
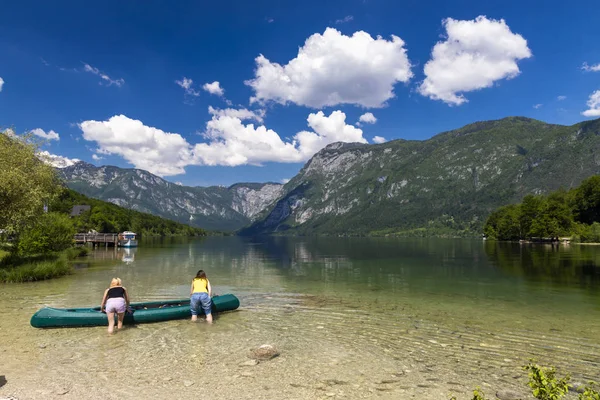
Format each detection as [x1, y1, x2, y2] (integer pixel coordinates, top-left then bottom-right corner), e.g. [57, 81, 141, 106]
[58, 163, 283, 231]
[241, 117, 600, 236]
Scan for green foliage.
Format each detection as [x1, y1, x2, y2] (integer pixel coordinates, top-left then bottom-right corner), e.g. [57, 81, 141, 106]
[50, 188, 207, 237]
[571, 176, 600, 225]
[17, 212, 76, 255]
[484, 176, 600, 242]
[523, 360, 570, 400]
[471, 387, 487, 400]
[0, 131, 60, 234]
[579, 382, 600, 400]
[0, 253, 73, 283]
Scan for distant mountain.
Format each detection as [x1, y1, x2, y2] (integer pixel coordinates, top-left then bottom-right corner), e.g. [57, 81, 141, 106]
[57, 162, 283, 231]
[241, 117, 600, 236]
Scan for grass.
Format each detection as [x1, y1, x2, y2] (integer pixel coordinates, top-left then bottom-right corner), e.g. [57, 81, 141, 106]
[0, 245, 89, 283]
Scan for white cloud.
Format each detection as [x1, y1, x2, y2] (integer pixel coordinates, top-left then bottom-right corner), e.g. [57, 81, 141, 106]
[281, 178, 290, 184]
[78, 110, 367, 175]
[31, 128, 60, 141]
[195, 109, 366, 166]
[533, 103, 543, 109]
[335, 15, 354, 24]
[208, 106, 265, 123]
[372, 136, 386, 144]
[582, 90, 600, 117]
[79, 115, 192, 176]
[37, 151, 80, 168]
[92, 154, 104, 161]
[175, 77, 201, 97]
[358, 112, 377, 124]
[582, 62, 600, 72]
[418, 16, 531, 105]
[0, 77, 4, 92]
[246, 27, 413, 108]
[203, 81, 225, 96]
[557, 95, 567, 101]
[83, 63, 125, 87]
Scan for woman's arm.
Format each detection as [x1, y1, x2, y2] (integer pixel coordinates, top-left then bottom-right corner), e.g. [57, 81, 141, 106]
[207, 280, 212, 297]
[190, 281, 194, 296]
[123, 287, 130, 306]
[100, 289, 108, 311]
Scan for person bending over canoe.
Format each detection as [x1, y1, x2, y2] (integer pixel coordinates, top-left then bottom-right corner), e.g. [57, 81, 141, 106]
[190, 270, 213, 323]
[100, 278, 130, 333]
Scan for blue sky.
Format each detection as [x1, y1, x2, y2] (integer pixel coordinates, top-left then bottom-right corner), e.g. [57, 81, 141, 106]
[1, 0, 599, 187]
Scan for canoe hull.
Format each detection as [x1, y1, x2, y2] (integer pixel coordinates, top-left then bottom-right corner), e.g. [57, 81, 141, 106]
[30, 294, 240, 328]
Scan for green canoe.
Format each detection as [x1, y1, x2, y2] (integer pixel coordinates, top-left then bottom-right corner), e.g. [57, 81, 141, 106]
[30, 294, 240, 328]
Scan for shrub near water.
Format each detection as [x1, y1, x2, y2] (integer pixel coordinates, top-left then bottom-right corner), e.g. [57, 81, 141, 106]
[0, 254, 73, 283]
[17, 212, 76, 255]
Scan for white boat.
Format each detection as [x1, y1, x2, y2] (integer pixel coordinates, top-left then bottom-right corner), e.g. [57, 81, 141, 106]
[118, 231, 138, 248]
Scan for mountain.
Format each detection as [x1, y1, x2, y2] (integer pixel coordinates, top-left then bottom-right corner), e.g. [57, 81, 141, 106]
[241, 117, 600, 236]
[57, 163, 283, 232]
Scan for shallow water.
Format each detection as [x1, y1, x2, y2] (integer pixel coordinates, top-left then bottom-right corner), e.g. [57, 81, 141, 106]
[1, 237, 599, 399]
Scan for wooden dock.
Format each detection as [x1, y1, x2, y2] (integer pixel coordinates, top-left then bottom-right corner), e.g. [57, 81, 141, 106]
[74, 233, 119, 247]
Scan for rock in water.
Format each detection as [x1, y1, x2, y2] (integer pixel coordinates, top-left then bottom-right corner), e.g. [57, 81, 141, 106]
[249, 344, 280, 360]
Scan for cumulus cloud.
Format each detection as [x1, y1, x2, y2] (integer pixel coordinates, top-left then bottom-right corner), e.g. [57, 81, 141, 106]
[37, 151, 80, 168]
[208, 106, 265, 123]
[418, 16, 531, 105]
[358, 112, 377, 125]
[92, 154, 104, 161]
[557, 95, 567, 101]
[78, 111, 367, 175]
[175, 77, 201, 97]
[31, 128, 60, 141]
[79, 115, 192, 176]
[582, 62, 600, 72]
[245, 27, 413, 108]
[582, 90, 600, 117]
[83, 63, 125, 87]
[533, 104, 543, 109]
[203, 81, 225, 96]
[0, 77, 4, 92]
[372, 136, 386, 144]
[335, 15, 354, 24]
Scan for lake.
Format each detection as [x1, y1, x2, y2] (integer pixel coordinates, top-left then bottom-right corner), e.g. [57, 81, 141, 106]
[0, 237, 599, 399]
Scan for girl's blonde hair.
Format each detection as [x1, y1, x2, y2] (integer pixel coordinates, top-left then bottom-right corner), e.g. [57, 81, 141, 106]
[110, 278, 122, 287]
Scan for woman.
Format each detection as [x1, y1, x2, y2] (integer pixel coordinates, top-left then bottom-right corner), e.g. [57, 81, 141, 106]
[100, 278, 130, 333]
[190, 270, 213, 323]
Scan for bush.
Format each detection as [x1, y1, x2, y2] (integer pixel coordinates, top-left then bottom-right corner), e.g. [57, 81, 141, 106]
[523, 361, 570, 400]
[17, 212, 76, 255]
[0, 255, 73, 283]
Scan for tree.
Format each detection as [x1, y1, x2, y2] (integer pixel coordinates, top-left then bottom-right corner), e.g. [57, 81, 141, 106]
[17, 212, 76, 254]
[571, 176, 600, 225]
[0, 131, 60, 234]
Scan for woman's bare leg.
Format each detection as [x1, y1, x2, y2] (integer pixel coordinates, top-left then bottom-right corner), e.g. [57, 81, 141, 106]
[107, 312, 115, 334]
[117, 312, 125, 330]
[191, 314, 198, 322]
[206, 313, 213, 324]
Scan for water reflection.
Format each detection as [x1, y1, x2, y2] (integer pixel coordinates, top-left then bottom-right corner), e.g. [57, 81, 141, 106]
[484, 241, 600, 290]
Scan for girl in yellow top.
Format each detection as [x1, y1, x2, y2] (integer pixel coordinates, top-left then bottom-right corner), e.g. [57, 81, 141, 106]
[190, 270, 213, 323]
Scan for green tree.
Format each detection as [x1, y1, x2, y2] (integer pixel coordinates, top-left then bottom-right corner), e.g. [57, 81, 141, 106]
[571, 176, 600, 224]
[17, 212, 76, 254]
[0, 131, 60, 234]
[520, 195, 544, 238]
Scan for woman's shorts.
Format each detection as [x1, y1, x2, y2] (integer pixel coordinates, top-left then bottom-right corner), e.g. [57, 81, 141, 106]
[105, 298, 127, 314]
[190, 292, 212, 316]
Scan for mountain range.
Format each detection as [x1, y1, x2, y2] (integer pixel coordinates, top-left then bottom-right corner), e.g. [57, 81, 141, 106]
[57, 163, 283, 231]
[58, 116, 600, 235]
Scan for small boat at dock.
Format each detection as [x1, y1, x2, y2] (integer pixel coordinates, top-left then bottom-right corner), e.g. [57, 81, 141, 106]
[30, 294, 240, 328]
[118, 231, 138, 248]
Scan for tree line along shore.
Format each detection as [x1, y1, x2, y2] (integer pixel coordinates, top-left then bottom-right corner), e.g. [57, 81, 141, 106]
[0, 130, 207, 283]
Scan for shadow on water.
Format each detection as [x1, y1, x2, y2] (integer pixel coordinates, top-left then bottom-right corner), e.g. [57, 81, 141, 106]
[484, 241, 600, 291]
